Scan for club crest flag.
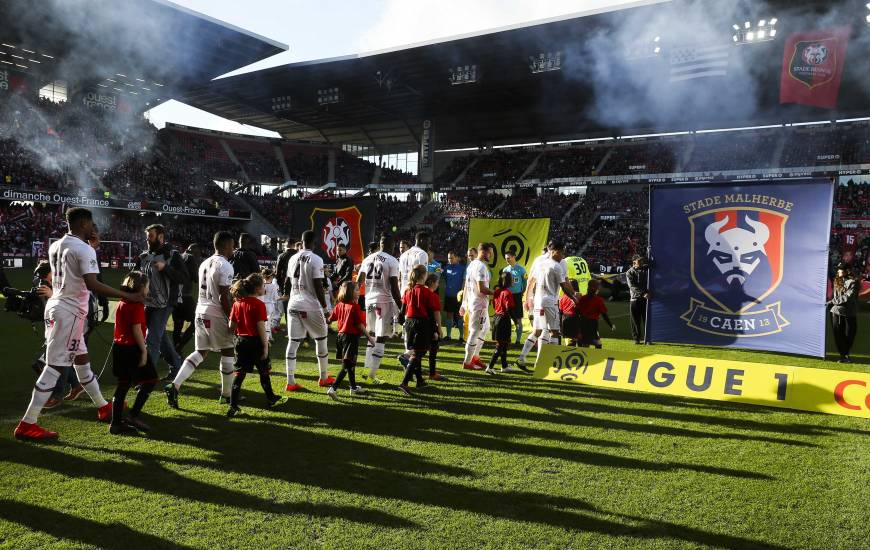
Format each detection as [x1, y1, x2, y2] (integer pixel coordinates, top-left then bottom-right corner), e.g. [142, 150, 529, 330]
[780, 27, 850, 109]
[291, 198, 376, 265]
[467, 218, 550, 279]
[648, 181, 834, 357]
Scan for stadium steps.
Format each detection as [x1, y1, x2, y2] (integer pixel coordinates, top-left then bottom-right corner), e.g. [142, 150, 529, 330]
[232, 194, 285, 238]
[594, 147, 615, 175]
[399, 200, 439, 233]
[771, 133, 787, 167]
[220, 139, 249, 183]
[676, 139, 695, 173]
[577, 212, 601, 256]
[517, 151, 544, 181]
[560, 194, 588, 223]
[275, 145, 291, 181]
[452, 156, 480, 185]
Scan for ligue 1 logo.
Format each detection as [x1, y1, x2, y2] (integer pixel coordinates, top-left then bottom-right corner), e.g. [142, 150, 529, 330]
[682, 204, 790, 337]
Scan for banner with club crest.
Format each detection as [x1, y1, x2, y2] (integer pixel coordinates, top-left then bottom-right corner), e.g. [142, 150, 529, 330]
[647, 180, 834, 357]
[291, 198, 377, 266]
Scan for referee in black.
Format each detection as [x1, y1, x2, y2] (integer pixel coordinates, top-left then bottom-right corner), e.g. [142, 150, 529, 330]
[626, 255, 649, 344]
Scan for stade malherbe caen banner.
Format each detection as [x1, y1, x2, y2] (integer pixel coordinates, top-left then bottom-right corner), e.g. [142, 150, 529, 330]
[647, 180, 834, 357]
[291, 198, 376, 265]
[0, 188, 252, 220]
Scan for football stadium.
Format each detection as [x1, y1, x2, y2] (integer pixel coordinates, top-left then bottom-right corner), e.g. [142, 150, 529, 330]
[1, 0, 869, 548]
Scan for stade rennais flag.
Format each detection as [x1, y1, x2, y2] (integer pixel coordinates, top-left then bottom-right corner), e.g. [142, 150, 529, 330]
[467, 218, 550, 280]
[291, 198, 376, 265]
[648, 180, 834, 357]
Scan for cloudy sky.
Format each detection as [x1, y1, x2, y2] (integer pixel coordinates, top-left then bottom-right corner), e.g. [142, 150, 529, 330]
[146, 0, 645, 136]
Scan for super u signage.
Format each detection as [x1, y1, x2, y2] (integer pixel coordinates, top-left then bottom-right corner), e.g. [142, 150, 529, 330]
[535, 346, 870, 419]
[648, 181, 833, 357]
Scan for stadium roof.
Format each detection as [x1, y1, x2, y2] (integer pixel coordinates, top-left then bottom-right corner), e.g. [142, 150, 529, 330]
[181, 0, 869, 154]
[0, 0, 286, 102]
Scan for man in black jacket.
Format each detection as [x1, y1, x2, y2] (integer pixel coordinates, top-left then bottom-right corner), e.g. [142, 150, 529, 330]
[626, 255, 649, 344]
[172, 243, 203, 354]
[230, 233, 260, 279]
[139, 224, 187, 378]
[332, 244, 353, 288]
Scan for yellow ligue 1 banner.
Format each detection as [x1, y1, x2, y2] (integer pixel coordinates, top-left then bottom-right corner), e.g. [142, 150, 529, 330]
[534, 344, 870, 419]
[467, 218, 550, 278]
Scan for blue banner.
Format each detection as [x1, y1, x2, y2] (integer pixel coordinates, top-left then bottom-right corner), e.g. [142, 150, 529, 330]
[648, 180, 834, 357]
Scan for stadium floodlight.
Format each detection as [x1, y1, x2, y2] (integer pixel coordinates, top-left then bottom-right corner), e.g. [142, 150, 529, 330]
[733, 17, 777, 45]
[449, 64, 479, 85]
[317, 87, 341, 105]
[271, 95, 291, 113]
[529, 52, 561, 73]
[653, 36, 661, 42]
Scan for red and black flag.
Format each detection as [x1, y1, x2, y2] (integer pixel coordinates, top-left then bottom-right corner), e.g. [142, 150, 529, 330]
[780, 27, 850, 109]
[291, 198, 377, 265]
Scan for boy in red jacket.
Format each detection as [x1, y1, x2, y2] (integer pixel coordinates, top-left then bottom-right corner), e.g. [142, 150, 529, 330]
[488, 272, 515, 373]
[559, 279, 582, 346]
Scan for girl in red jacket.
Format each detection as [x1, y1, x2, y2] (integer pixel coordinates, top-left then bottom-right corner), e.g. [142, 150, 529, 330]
[488, 271, 515, 374]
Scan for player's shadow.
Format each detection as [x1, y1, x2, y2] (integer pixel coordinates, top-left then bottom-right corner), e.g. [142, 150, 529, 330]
[0, 434, 419, 531]
[0, 499, 193, 550]
[12, 414, 789, 550]
[439, 382, 868, 440]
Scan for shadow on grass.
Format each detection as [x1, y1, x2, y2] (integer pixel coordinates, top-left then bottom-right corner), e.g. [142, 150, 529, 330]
[3, 413, 789, 550]
[0, 499, 194, 549]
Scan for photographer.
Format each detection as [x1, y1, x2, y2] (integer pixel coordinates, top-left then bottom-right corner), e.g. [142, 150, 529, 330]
[138, 224, 187, 380]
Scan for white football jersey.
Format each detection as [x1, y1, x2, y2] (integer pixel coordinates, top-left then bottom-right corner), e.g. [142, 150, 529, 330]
[196, 254, 234, 318]
[527, 253, 549, 283]
[47, 234, 99, 317]
[398, 246, 428, 287]
[287, 249, 325, 311]
[260, 280, 279, 306]
[463, 259, 491, 312]
[360, 251, 400, 305]
[533, 257, 568, 308]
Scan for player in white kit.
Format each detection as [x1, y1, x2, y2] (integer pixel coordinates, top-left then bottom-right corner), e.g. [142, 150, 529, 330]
[516, 240, 578, 368]
[14, 208, 143, 441]
[357, 233, 402, 383]
[284, 230, 333, 391]
[164, 231, 237, 409]
[460, 242, 494, 372]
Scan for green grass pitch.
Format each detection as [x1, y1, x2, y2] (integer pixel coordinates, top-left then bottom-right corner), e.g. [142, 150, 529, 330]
[0, 269, 868, 549]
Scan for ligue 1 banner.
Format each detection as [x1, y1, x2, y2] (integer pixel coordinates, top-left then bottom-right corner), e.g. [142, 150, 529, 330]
[291, 198, 376, 265]
[534, 345, 870, 419]
[467, 218, 550, 279]
[780, 27, 850, 109]
[648, 180, 834, 357]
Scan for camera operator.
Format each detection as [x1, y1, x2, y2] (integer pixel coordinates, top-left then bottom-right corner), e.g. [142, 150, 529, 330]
[138, 224, 187, 380]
